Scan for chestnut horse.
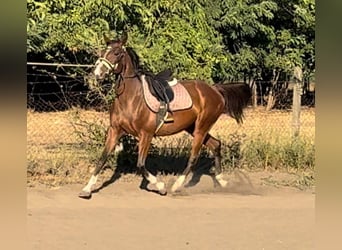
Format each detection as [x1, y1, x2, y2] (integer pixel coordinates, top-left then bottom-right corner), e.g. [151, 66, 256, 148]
[79, 34, 251, 198]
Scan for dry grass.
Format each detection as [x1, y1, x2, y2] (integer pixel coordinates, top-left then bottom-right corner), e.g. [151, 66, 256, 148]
[27, 106, 315, 145]
[155, 106, 315, 146]
[27, 108, 108, 145]
[27, 106, 315, 188]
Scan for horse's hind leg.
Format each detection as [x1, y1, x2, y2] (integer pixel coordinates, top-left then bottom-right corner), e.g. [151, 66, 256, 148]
[137, 133, 167, 195]
[171, 129, 205, 192]
[171, 128, 227, 192]
[204, 134, 228, 187]
[79, 126, 123, 199]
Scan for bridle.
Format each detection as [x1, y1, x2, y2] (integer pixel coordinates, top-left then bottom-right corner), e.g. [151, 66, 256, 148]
[94, 46, 125, 72]
[95, 45, 138, 79]
[94, 45, 140, 97]
[95, 57, 117, 71]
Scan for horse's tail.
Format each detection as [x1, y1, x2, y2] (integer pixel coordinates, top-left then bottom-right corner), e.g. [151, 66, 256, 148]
[213, 83, 251, 124]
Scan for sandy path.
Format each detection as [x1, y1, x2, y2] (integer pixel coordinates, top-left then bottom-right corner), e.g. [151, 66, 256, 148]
[27, 175, 314, 250]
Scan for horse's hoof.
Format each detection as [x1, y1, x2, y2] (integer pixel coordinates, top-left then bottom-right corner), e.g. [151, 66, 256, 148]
[215, 174, 228, 188]
[159, 188, 167, 196]
[147, 183, 167, 196]
[217, 179, 228, 188]
[78, 191, 92, 199]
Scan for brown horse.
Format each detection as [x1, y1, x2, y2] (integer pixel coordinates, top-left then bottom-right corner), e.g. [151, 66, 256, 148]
[79, 33, 251, 198]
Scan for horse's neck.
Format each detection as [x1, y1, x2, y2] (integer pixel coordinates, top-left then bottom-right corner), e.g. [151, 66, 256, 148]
[122, 54, 136, 78]
[122, 77, 141, 95]
[115, 78, 143, 117]
[116, 54, 145, 108]
[120, 55, 142, 95]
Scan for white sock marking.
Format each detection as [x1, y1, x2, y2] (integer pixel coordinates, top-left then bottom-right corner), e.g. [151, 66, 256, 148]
[82, 175, 98, 193]
[156, 182, 165, 191]
[146, 173, 165, 191]
[171, 175, 186, 192]
[146, 173, 157, 184]
[215, 174, 228, 187]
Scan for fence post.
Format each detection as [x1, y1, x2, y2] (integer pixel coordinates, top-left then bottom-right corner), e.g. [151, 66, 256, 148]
[249, 79, 257, 108]
[292, 66, 303, 137]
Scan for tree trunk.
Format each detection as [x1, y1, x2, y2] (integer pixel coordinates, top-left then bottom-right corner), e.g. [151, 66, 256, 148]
[265, 70, 280, 111]
[265, 91, 275, 111]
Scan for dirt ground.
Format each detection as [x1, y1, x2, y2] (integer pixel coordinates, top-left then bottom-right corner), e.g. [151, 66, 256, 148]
[27, 172, 315, 250]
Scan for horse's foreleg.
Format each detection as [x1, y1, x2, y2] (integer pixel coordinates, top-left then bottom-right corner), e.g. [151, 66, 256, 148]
[79, 126, 123, 199]
[204, 134, 228, 187]
[137, 133, 167, 195]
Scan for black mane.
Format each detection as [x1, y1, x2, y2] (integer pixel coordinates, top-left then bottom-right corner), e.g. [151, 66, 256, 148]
[126, 47, 154, 77]
[125, 47, 174, 103]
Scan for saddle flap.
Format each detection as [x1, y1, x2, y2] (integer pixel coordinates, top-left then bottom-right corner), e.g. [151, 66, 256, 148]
[141, 75, 193, 113]
[155, 69, 173, 81]
[144, 70, 174, 103]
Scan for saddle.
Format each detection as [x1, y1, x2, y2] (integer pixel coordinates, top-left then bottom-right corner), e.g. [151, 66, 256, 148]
[140, 69, 193, 134]
[144, 69, 174, 105]
[143, 69, 175, 125]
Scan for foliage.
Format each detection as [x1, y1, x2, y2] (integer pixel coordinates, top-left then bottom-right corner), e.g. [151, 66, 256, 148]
[242, 133, 315, 171]
[27, 0, 315, 83]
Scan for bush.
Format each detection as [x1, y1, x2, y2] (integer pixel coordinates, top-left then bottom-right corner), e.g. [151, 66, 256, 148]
[242, 133, 315, 171]
[72, 114, 315, 174]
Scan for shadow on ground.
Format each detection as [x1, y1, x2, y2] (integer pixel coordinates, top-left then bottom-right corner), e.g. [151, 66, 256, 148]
[91, 137, 260, 197]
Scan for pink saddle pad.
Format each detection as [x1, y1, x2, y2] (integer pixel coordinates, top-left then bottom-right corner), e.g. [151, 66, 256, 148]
[141, 75, 193, 113]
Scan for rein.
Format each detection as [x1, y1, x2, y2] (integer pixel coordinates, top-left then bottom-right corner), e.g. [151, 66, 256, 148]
[95, 45, 125, 71]
[96, 45, 142, 96]
[115, 71, 140, 97]
[97, 46, 139, 79]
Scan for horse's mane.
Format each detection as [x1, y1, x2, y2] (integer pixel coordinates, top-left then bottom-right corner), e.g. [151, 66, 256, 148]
[126, 47, 154, 77]
[125, 47, 174, 103]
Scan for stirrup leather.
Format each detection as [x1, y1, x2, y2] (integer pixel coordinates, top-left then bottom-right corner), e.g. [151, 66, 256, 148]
[155, 102, 174, 134]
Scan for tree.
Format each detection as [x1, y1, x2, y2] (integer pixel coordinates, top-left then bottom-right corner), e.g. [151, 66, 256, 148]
[212, 0, 277, 80]
[27, 0, 315, 106]
[263, 0, 315, 110]
[27, 0, 225, 81]
[209, 0, 314, 109]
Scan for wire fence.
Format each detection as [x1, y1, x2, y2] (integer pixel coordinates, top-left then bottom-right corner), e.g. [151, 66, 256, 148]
[27, 64, 315, 182]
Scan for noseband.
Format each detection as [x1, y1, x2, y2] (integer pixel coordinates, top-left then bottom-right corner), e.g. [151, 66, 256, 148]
[95, 46, 126, 72]
[96, 57, 117, 71]
[95, 46, 138, 81]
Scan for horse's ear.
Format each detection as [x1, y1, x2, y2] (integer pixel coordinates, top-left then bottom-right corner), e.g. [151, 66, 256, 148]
[103, 33, 111, 45]
[121, 32, 128, 45]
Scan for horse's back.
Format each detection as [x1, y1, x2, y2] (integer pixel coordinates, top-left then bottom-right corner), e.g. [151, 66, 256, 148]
[180, 79, 225, 111]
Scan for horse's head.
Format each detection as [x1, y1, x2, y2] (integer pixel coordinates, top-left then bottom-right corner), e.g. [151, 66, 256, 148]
[93, 33, 128, 81]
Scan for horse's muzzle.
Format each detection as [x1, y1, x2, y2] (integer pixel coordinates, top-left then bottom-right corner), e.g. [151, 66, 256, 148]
[94, 74, 103, 82]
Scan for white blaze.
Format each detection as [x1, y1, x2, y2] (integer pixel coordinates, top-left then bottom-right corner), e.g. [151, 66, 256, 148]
[94, 60, 104, 78]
